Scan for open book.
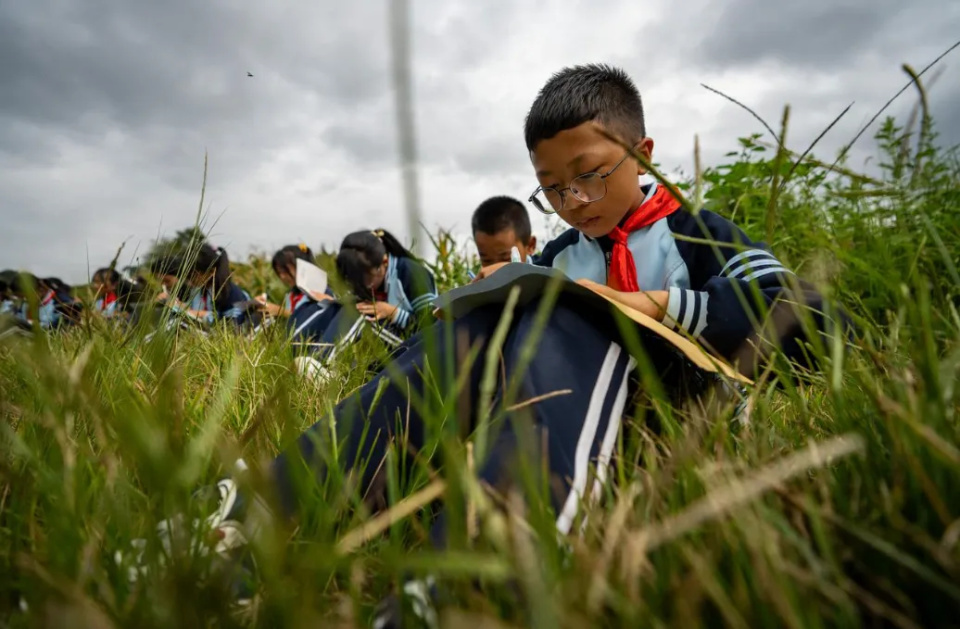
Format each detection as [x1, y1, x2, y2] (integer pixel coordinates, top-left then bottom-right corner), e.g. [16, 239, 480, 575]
[434, 263, 748, 383]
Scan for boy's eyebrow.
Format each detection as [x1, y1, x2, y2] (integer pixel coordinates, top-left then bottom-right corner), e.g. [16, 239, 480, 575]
[535, 153, 592, 179]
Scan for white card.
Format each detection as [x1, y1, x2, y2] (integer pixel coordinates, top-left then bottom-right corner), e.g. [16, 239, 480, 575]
[296, 258, 328, 297]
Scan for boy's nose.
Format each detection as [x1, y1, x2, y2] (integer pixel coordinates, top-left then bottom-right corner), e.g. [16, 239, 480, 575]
[562, 196, 589, 216]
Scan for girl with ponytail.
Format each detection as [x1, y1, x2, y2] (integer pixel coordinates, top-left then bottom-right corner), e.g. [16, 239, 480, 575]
[259, 243, 332, 318]
[173, 244, 254, 327]
[335, 229, 437, 333]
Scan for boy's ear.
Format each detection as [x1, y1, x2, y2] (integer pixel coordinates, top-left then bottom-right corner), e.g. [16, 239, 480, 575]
[635, 137, 655, 175]
[527, 236, 538, 254]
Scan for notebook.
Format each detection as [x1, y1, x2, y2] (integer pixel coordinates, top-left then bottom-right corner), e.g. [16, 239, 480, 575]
[433, 263, 747, 382]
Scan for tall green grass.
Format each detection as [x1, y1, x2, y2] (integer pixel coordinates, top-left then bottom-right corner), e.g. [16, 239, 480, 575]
[2, 103, 960, 628]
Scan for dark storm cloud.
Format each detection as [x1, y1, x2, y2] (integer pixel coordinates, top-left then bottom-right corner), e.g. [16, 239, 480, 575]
[0, 0, 391, 166]
[929, 82, 960, 148]
[0, 0, 402, 280]
[2, 0, 959, 283]
[693, 0, 959, 69]
[674, 0, 960, 170]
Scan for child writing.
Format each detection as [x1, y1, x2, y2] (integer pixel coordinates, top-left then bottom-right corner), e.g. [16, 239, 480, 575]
[130, 64, 846, 626]
[149, 256, 186, 303]
[471, 195, 538, 268]
[335, 229, 438, 334]
[256, 244, 332, 318]
[171, 244, 253, 328]
[91, 267, 141, 319]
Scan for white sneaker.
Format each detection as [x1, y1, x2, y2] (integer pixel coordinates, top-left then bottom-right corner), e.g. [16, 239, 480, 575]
[115, 462, 266, 604]
[294, 356, 332, 385]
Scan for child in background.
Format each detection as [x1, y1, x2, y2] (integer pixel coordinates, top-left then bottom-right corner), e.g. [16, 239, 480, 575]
[43, 277, 82, 325]
[149, 257, 186, 303]
[336, 229, 437, 334]
[91, 268, 141, 319]
[257, 244, 332, 318]
[177, 244, 254, 328]
[471, 195, 538, 267]
[91, 268, 121, 317]
[0, 271, 16, 316]
[11, 274, 63, 329]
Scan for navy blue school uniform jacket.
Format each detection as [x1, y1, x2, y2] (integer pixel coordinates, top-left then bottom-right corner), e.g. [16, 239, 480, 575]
[536, 181, 844, 372]
[186, 283, 253, 327]
[381, 254, 438, 332]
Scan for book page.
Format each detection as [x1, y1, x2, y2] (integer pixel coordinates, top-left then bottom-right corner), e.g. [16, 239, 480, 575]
[296, 259, 328, 297]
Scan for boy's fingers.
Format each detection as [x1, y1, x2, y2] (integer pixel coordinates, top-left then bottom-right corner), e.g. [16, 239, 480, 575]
[479, 262, 509, 278]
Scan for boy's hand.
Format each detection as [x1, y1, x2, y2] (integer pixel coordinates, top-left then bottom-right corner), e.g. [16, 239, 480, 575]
[474, 262, 510, 282]
[357, 301, 397, 321]
[575, 279, 669, 321]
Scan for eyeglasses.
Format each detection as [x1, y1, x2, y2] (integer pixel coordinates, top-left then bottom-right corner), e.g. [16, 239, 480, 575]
[528, 150, 633, 215]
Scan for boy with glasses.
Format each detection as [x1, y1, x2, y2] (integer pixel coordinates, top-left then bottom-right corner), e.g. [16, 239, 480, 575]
[517, 64, 823, 365]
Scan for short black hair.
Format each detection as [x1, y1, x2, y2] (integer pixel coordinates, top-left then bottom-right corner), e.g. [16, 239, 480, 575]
[471, 196, 532, 242]
[524, 64, 645, 151]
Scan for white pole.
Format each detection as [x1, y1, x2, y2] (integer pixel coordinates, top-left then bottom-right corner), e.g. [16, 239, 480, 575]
[389, 0, 424, 257]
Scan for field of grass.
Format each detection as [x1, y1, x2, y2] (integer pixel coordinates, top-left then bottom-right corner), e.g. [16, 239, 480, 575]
[2, 100, 960, 629]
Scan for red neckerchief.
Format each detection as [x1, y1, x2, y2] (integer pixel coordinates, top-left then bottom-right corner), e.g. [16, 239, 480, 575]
[102, 292, 117, 309]
[607, 184, 682, 292]
[289, 290, 305, 310]
[41, 290, 55, 306]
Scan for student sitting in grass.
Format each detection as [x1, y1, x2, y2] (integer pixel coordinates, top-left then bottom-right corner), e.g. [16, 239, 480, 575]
[165, 244, 255, 329]
[91, 267, 142, 319]
[149, 256, 187, 304]
[257, 243, 345, 356]
[129, 64, 846, 627]
[9, 274, 72, 330]
[256, 244, 333, 319]
[471, 195, 539, 268]
[0, 272, 16, 316]
[41, 277, 82, 324]
[292, 230, 439, 380]
[336, 229, 438, 334]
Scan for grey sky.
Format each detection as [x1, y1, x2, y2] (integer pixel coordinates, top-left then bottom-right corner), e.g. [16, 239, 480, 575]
[1, 0, 958, 283]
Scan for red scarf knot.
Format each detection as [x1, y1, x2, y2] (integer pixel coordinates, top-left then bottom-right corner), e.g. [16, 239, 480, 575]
[607, 184, 682, 292]
[290, 290, 305, 310]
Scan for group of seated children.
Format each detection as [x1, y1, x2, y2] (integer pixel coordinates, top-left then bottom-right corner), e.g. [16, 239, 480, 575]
[0, 271, 79, 330]
[1, 230, 447, 370]
[13, 63, 850, 628]
[134, 63, 847, 627]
